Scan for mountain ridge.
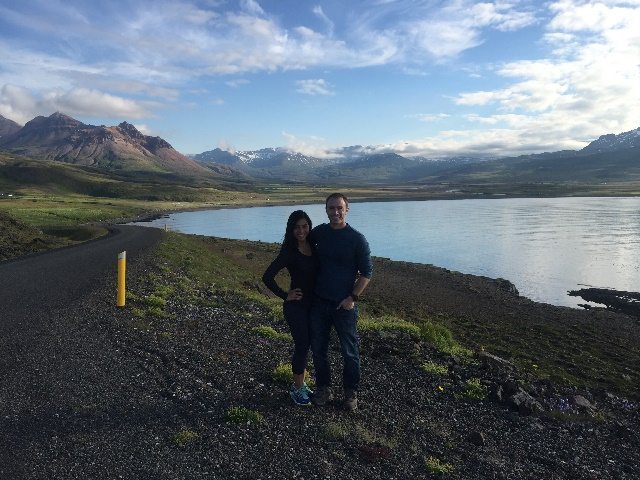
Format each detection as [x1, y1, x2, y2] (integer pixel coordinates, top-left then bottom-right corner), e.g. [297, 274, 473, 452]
[1, 112, 639, 185]
[0, 112, 217, 179]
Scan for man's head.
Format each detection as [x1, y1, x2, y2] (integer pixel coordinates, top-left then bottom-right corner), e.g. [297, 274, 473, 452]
[325, 192, 349, 229]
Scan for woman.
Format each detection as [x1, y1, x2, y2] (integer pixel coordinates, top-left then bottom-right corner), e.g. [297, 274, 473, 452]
[262, 210, 317, 406]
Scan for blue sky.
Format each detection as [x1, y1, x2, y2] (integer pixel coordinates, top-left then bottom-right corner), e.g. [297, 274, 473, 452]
[1, 0, 639, 158]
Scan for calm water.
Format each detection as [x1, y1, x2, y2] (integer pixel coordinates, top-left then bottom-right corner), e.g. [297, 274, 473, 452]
[132, 197, 640, 308]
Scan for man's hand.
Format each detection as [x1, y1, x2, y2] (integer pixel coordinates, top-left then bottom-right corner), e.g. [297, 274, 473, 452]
[337, 296, 355, 310]
[286, 288, 303, 301]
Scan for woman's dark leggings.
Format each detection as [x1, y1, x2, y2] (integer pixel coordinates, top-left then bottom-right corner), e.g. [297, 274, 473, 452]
[283, 301, 311, 375]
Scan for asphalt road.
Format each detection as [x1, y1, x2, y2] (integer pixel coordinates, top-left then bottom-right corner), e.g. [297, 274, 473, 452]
[0, 225, 163, 330]
[0, 225, 164, 479]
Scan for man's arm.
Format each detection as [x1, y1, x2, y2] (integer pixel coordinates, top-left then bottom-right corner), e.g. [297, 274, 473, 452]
[337, 276, 370, 310]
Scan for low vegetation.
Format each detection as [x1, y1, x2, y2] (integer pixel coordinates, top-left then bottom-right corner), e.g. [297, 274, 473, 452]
[173, 429, 199, 446]
[424, 456, 455, 475]
[458, 378, 489, 401]
[225, 406, 264, 425]
[252, 325, 293, 341]
[421, 361, 449, 376]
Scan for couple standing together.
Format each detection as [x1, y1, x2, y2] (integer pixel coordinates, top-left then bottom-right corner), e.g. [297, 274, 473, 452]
[262, 193, 372, 411]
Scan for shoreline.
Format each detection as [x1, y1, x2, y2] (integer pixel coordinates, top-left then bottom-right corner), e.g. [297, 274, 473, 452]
[118, 195, 640, 313]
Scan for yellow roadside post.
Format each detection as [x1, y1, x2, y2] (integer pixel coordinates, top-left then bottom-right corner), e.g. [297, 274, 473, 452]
[117, 251, 126, 307]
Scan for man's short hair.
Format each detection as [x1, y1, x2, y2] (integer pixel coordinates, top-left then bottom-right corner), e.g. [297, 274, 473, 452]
[325, 192, 349, 208]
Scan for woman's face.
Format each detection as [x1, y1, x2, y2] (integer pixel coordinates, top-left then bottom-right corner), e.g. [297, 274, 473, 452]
[292, 217, 310, 243]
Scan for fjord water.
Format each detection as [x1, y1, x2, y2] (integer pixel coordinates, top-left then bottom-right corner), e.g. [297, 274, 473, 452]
[133, 197, 640, 308]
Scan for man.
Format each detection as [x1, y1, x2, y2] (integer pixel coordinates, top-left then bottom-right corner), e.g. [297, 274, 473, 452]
[309, 192, 372, 411]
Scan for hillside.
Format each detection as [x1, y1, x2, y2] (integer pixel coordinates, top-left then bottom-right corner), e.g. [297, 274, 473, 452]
[0, 113, 227, 179]
[0, 151, 255, 202]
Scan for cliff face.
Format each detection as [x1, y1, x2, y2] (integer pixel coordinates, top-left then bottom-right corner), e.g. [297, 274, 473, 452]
[0, 113, 210, 176]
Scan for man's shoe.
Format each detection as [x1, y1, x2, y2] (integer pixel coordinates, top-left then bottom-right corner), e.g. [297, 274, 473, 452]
[311, 386, 333, 406]
[290, 384, 311, 406]
[343, 389, 358, 411]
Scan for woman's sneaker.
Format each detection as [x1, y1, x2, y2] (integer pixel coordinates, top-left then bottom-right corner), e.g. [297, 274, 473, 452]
[290, 384, 311, 406]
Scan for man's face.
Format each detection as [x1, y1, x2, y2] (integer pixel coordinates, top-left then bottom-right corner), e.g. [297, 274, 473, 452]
[326, 197, 348, 228]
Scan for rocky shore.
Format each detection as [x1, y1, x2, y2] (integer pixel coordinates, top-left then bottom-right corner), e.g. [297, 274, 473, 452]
[2, 231, 639, 479]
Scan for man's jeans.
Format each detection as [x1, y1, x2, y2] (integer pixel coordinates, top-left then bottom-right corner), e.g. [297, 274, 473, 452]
[309, 297, 360, 391]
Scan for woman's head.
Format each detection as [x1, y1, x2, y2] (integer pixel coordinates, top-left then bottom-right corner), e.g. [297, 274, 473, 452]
[282, 210, 312, 251]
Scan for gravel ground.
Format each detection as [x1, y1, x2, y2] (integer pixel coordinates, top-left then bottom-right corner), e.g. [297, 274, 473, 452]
[2, 244, 639, 479]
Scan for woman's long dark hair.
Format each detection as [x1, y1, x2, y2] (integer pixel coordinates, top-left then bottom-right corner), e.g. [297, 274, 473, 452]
[281, 210, 312, 252]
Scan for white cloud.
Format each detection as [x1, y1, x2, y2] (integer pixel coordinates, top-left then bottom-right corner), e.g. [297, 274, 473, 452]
[296, 79, 334, 96]
[240, 0, 265, 16]
[410, 113, 450, 122]
[282, 131, 340, 159]
[218, 140, 236, 153]
[313, 5, 335, 34]
[134, 123, 152, 135]
[0, 84, 152, 124]
[225, 79, 250, 88]
[437, 0, 640, 156]
[397, 1, 538, 60]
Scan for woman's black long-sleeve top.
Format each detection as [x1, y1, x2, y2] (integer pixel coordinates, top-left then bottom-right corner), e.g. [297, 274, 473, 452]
[261, 248, 317, 304]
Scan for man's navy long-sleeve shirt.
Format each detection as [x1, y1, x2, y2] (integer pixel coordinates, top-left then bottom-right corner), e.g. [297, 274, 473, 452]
[311, 223, 372, 302]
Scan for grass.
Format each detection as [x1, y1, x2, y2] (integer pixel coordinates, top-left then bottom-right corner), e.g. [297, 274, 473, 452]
[251, 325, 292, 342]
[358, 314, 421, 337]
[271, 362, 313, 386]
[419, 320, 473, 357]
[173, 429, 199, 446]
[421, 361, 449, 376]
[458, 378, 488, 401]
[225, 406, 264, 425]
[425, 456, 454, 475]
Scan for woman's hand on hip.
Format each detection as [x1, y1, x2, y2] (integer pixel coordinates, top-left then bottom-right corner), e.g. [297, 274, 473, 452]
[286, 288, 303, 301]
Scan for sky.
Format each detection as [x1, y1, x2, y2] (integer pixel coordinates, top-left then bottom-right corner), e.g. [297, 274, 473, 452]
[0, 0, 639, 159]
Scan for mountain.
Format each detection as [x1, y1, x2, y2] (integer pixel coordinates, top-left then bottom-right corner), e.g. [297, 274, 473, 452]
[417, 144, 640, 185]
[581, 127, 640, 154]
[0, 114, 21, 138]
[0, 112, 217, 178]
[193, 147, 335, 181]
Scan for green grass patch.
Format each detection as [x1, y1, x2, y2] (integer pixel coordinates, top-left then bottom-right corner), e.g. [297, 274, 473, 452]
[144, 294, 167, 308]
[271, 362, 313, 386]
[358, 314, 421, 337]
[225, 406, 264, 425]
[252, 325, 292, 341]
[173, 429, 199, 446]
[421, 361, 449, 375]
[419, 320, 472, 357]
[458, 378, 488, 401]
[425, 456, 454, 474]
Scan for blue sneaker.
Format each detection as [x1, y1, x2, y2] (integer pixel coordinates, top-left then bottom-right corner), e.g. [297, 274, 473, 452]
[290, 384, 311, 406]
[302, 382, 314, 396]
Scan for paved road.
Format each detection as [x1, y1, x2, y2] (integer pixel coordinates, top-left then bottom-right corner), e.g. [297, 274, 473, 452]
[0, 225, 163, 330]
[0, 225, 164, 479]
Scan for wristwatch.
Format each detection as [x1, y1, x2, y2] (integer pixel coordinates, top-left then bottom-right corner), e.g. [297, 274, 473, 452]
[350, 293, 359, 301]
